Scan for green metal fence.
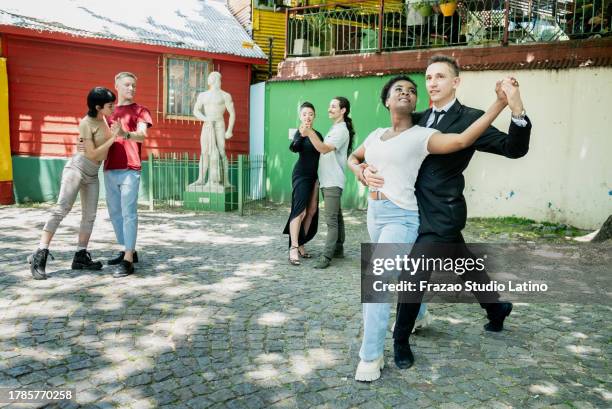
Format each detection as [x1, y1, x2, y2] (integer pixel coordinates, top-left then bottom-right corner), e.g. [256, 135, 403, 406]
[147, 153, 267, 215]
[286, 0, 611, 57]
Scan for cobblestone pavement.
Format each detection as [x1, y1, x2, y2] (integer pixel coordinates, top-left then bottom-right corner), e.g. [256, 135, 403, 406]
[0, 205, 609, 408]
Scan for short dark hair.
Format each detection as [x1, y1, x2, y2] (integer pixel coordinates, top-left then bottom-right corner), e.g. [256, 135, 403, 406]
[380, 75, 418, 110]
[86, 87, 116, 117]
[299, 101, 315, 113]
[428, 54, 460, 77]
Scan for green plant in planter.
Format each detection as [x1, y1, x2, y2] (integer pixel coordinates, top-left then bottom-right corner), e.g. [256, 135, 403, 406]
[306, 12, 330, 55]
[412, 0, 434, 17]
[429, 34, 448, 47]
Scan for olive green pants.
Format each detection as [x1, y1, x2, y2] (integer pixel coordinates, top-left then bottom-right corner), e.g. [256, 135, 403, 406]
[321, 186, 345, 259]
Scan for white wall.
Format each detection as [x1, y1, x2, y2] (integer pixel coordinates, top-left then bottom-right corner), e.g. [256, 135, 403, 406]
[457, 67, 612, 229]
[249, 82, 266, 199]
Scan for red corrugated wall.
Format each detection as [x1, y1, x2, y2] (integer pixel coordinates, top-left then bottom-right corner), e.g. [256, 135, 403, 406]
[5, 35, 251, 158]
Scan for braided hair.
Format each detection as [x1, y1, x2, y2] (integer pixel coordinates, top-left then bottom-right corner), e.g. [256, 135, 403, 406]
[333, 96, 355, 154]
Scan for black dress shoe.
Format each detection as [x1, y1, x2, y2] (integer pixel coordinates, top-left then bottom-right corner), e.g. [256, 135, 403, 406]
[108, 251, 138, 265]
[112, 260, 134, 278]
[72, 250, 103, 270]
[484, 302, 513, 332]
[393, 340, 414, 369]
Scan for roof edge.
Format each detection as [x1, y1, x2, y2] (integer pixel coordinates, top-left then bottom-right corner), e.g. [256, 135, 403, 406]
[0, 24, 267, 65]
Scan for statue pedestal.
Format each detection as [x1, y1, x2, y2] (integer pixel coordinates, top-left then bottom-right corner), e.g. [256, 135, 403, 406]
[183, 187, 237, 212]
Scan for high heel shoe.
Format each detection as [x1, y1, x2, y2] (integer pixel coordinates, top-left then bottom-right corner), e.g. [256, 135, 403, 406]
[298, 246, 311, 258]
[289, 246, 301, 266]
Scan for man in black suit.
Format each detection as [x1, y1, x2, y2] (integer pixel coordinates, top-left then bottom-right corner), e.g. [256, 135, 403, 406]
[364, 55, 531, 369]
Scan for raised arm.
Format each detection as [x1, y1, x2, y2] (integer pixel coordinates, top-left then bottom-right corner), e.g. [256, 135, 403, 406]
[300, 125, 336, 154]
[289, 129, 306, 152]
[428, 81, 512, 154]
[82, 120, 117, 162]
[472, 78, 531, 158]
[111, 115, 150, 143]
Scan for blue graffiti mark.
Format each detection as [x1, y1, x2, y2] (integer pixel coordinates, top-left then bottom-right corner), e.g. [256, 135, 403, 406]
[506, 190, 515, 200]
[609, 190, 612, 196]
[548, 202, 553, 208]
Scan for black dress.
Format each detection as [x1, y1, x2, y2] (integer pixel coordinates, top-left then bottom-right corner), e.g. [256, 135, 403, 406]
[283, 129, 323, 246]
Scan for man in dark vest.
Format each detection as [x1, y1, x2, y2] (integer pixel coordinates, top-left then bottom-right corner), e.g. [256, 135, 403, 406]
[364, 55, 532, 369]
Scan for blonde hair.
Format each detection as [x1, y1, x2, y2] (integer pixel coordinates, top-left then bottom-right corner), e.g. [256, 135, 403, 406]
[114, 72, 137, 83]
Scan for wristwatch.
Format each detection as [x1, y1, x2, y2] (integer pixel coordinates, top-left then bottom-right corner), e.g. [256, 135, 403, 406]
[511, 109, 527, 121]
[125, 131, 131, 140]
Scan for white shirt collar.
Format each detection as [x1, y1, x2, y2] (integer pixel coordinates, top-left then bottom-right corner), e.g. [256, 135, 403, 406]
[432, 98, 457, 113]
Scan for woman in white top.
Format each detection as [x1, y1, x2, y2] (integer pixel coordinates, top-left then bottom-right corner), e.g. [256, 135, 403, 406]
[300, 96, 355, 269]
[347, 75, 513, 382]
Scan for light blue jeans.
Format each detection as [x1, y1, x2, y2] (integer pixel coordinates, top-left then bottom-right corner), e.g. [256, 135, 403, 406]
[104, 170, 140, 252]
[359, 199, 427, 361]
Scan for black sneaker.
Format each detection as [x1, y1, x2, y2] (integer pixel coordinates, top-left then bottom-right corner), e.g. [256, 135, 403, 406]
[27, 249, 53, 280]
[108, 251, 138, 265]
[112, 260, 134, 278]
[71, 250, 103, 270]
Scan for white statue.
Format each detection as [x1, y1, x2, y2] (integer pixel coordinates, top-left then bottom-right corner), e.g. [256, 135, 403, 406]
[188, 71, 236, 192]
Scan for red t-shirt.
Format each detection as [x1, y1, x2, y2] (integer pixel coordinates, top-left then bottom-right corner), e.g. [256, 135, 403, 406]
[104, 103, 153, 171]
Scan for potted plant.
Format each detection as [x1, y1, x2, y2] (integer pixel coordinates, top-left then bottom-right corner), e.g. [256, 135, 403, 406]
[429, 33, 448, 47]
[438, 0, 457, 17]
[306, 13, 329, 56]
[412, 0, 433, 17]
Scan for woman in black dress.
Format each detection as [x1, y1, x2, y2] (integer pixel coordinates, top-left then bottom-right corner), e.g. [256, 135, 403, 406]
[283, 102, 323, 265]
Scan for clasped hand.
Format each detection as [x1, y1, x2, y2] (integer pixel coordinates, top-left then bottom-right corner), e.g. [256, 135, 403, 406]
[495, 77, 523, 115]
[298, 121, 314, 138]
[110, 121, 125, 138]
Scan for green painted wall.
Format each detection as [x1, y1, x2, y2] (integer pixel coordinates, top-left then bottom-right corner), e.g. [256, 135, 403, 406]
[264, 74, 428, 209]
[12, 156, 152, 204]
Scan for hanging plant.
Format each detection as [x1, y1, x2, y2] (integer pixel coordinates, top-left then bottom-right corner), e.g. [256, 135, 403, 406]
[413, 1, 434, 17]
[438, 0, 458, 17]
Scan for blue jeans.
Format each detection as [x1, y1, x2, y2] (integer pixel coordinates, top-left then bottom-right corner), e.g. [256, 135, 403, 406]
[104, 170, 140, 252]
[359, 199, 427, 361]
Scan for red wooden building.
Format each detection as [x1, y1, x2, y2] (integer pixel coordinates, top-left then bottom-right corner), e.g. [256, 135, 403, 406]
[0, 0, 267, 203]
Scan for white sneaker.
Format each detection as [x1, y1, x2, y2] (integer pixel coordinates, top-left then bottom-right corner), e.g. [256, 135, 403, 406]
[354, 355, 385, 382]
[390, 310, 433, 334]
[413, 310, 432, 333]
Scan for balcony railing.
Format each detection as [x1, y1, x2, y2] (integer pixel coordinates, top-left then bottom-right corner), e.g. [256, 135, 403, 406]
[285, 0, 611, 57]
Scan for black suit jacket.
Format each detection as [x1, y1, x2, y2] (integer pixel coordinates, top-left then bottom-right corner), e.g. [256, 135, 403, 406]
[414, 100, 532, 237]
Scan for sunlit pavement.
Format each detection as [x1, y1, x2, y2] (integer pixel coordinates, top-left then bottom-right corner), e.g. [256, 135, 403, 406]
[0, 205, 608, 408]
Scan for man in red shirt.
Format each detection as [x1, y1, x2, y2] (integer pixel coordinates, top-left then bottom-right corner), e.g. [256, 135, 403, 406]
[104, 72, 153, 277]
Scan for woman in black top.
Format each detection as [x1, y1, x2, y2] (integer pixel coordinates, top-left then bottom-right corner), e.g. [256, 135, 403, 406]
[283, 102, 323, 265]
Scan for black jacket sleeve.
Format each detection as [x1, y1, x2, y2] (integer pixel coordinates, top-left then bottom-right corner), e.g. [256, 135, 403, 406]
[468, 108, 532, 159]
[289, 130, 305, 153]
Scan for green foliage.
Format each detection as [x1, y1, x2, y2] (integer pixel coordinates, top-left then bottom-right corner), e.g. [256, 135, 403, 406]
[468, 217, 588, 241]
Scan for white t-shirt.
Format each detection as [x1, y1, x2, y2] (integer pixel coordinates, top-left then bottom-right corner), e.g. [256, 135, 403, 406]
[363, 125, 437, 210]
[318, 122, 350, 189]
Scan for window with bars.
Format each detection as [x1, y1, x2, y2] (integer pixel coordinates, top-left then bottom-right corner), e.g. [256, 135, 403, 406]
[165, 57, 211, 118]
